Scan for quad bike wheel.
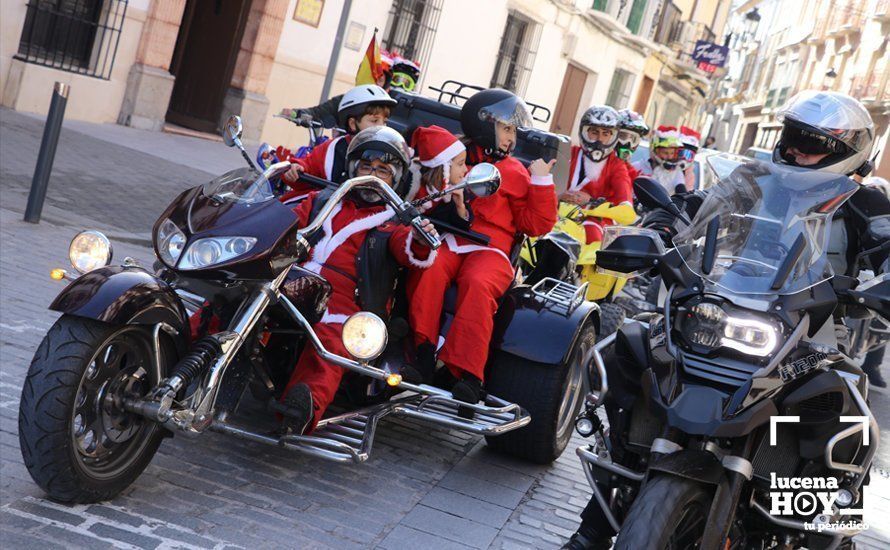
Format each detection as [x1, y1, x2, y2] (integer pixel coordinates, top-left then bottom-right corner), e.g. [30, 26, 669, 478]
[485, 323, 596, 463]
[18, 316, 170, 503]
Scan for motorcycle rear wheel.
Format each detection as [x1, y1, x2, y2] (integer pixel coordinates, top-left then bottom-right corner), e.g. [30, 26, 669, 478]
[613, 474, 712, 550]
[18, 315, 169, 503]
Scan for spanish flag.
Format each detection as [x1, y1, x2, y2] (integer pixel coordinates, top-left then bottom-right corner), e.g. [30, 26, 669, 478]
[356, 29, 384, 85]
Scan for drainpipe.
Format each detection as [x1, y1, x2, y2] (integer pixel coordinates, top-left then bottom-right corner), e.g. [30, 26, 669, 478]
[320, 0, 354, 103]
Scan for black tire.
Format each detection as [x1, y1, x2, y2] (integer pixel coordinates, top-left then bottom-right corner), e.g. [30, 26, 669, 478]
[596, 303, 625, 343]
[485, 324, 596, 463]
[614, 475, 712, 550]
[18, 315, 169, 503]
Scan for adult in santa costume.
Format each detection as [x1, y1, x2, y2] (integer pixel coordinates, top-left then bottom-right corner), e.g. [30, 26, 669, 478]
[279, 85, 397, 205]
[408, 88, 558, 403]
[678, 125, 701, 191]
[278, 126, 439, 435]
[561, 105, 633, 244]
[632, 125, 686, 196]
[615, 109, 650, 181]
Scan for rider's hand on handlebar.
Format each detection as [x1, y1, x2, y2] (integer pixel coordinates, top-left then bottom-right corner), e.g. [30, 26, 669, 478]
[283, 163, 304, 183]
[413, 218, 440, 247]
[529, 158, 557, 177]
[559, 190, 591, 205]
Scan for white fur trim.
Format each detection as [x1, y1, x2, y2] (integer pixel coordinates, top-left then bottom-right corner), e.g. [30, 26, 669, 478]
[582, 220, 603, 230]
[582, 155, 606, 185]
[419, 140, 465, 168]
[569, 152, 583, 191]
[324, 136, 345, 179]
[309, 203, 394, 268]
[405, 230, 438, 268]
[282, 192, 312, 205]
[443, 234, 513, 269]
[530, 174, 554, 186]
[320, 311, 350, 324]
[406, 161, 422, 202]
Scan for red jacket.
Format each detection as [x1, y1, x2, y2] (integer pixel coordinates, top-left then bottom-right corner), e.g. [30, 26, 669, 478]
[458, 147, 557, 258]
[625, 160, 640, 183]
[567, 147, 632, 206]
[281, 135, 351, 203]
[293, 193, 435, 322]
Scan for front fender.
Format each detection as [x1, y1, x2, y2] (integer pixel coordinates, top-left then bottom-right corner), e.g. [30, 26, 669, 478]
[50, 266, 189, 338]
[649, 449, 725, 486]
[491, 284, 598, 365]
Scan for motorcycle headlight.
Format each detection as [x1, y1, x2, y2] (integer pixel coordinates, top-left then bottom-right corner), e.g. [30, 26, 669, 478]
[341, 312, 388, 362]
[682, 302, 779, 357]
[157, 219, 186, 267]
[69, 230, 113, 273]
[178, 236, 257, 270]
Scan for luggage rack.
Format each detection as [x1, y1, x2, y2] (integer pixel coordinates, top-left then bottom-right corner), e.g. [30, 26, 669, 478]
[212, 391, 530, 463]
[530, 277, 588, 314]
[428, 80, 552, 123]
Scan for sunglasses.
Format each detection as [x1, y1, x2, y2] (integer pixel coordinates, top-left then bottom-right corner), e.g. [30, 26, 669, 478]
[356, 160, 395, 179]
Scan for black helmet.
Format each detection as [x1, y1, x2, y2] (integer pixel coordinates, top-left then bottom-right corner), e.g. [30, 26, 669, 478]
[345, 126, 412, 204]
[460, 88, 533, 159]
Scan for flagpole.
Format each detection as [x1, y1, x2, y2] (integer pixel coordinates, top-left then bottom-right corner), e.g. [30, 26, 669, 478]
[320, 0, 354, 103]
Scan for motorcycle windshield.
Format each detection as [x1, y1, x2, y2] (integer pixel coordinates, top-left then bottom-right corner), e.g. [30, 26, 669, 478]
[202, 167, 275, 205]
[673, 160, 859, 296]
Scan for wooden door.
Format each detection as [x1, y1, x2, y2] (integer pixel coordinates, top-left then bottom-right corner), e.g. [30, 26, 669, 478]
[634, 76, 654, 115]
[166, 0, 250, 133]
[551, 63, 588, 135]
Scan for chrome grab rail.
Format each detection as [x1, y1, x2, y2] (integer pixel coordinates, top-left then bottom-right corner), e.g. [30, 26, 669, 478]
[824, 378, 880, 484]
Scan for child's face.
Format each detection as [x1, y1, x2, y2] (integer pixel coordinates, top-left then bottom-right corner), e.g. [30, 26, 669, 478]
[656, 147, 679, 161]
[356, 158, 395, 186]
[449, 151, 468, 184]
[495, 121, 517, 153]
[351, 112, 388, 133]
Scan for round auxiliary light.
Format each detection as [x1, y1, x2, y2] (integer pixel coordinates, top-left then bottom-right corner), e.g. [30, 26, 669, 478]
[341, 312, 388, 362]
[69, 230, 112, 274]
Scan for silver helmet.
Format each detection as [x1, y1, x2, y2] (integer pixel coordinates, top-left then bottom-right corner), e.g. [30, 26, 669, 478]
[773, 91, 874, 176]
[346, 126, 411, 203]
[579, 105, 621, 162]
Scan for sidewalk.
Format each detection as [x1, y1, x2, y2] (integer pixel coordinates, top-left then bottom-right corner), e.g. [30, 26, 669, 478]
[1, 107, 889, 549]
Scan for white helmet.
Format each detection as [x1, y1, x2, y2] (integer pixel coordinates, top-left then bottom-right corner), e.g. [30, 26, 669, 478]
[578, 105, 621, 162]
[773, 91, 875, 176]
[337, 84, 397, 131]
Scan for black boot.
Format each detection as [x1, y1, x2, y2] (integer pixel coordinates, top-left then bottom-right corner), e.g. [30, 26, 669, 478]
[403, 342, 437, 384]
[561, 527, 611, 550]
[276, 383, 313, 435]
[451, 373, 482, 404]
[862, 349, 887, 388]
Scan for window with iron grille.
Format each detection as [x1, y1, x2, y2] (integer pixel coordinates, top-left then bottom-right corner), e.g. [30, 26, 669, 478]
[605, 69, 635, 109]
[491, 11, 541, 95]
[16, 0, 128, 80]
[381, 0, 443, 86]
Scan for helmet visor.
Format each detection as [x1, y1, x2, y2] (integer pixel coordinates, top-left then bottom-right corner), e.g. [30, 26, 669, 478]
[777, 91, 874, 152]
[478, 96, 534, 129]
[780, 124, 849, 156]
[617, 129, 641, 148]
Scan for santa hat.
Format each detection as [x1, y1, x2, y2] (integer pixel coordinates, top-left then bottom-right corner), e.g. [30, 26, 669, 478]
[410, 125, 465, 184]
[679, 126, 701, 148]
[655, 125, 680, 139]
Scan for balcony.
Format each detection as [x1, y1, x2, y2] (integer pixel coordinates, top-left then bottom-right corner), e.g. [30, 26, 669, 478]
[875, 0, 890, 22]
[807, 14, 829, 43]
[826, 2, 866, 36]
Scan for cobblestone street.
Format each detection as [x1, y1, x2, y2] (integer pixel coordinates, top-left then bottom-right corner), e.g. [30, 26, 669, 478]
[1, 108, 889, 549]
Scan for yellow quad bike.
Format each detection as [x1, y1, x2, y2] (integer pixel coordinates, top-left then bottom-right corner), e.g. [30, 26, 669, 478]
[521, 200, 637, 339]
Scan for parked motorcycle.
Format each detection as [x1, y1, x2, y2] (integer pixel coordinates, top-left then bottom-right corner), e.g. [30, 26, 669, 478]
[574, 161, 886, 549]
[19, 115, 598, 503]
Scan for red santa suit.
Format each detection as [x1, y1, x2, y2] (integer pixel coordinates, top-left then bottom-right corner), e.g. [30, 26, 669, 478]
[566, 146, 632, 243]
[283, 192, 436, 431]
[409, 146, 557, 382]
[280, 135, 351, 205]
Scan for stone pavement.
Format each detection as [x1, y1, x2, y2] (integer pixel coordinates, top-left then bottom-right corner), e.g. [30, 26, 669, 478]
[1, 107, 889, 549]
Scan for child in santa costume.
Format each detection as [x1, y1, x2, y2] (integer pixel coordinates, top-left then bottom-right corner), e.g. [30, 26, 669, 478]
[615, 108, 650, 181]
[678, 125, 701, 191]
[633, 125, 685, 196]
[278, 84, 397, 205]
[278, 126, 439, 435]
[408, 125, 472, 224]
[560, 105, 634, 245]
[408, 89, 557, 403]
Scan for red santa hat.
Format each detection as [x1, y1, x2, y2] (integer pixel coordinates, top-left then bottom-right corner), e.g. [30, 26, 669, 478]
[410, 125, 465, 183]
[655, 125, 680, 139]
[679, 126, 701, 148]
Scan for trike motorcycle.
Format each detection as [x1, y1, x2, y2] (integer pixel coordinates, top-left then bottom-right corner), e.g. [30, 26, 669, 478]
[18, 116, 598, 503]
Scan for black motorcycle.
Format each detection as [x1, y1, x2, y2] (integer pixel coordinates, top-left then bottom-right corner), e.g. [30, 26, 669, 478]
[18, 115, 599, 503]
[574, 160, 887, 549]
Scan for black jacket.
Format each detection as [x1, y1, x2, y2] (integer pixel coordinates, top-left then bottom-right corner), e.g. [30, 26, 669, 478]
[295, 94, 343, 130]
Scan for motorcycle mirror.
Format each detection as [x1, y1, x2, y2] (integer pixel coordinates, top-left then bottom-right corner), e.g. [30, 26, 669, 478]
[463, 163, 501, 198]
[223, 115, 244, 148]
[633, 177, 690, 225]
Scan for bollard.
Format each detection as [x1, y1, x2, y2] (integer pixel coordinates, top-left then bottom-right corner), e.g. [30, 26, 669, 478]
[24, 82, 70, 223]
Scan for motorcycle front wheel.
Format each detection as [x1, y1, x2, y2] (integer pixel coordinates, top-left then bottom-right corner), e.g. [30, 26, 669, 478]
[614, 474, 712, 550]
[18, 315, 170, 503]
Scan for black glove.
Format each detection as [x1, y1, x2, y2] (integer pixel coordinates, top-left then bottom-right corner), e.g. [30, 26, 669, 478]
[641, 209, 679, 247]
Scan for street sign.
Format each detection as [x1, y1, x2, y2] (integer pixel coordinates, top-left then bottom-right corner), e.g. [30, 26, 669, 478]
[692, 40, 729, 68]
